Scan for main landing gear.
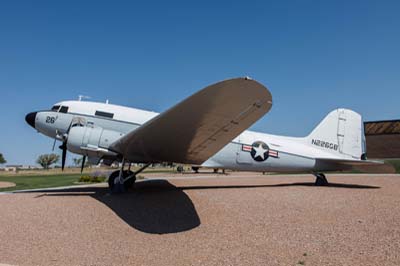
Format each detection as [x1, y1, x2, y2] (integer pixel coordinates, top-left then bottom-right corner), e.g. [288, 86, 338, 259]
[314, 173, 329, 186]
[108, 159, 151, 193]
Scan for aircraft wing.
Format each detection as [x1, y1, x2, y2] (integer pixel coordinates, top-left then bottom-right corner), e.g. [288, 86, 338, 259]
[110, 77, 272, 164]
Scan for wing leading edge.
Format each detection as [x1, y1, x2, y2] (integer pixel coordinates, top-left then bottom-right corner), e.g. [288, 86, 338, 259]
[110, 77, 272, 164]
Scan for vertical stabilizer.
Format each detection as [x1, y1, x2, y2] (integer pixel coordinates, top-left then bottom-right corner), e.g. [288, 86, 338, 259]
[306, 109, 364, 159]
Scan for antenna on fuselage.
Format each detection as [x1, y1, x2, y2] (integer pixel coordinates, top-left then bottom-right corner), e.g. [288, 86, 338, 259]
[78, 95, 91, 101]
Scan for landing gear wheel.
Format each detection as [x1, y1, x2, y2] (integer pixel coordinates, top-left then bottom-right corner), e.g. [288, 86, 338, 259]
[192, 166, 199, 173]
[315, 173, 329, 186]
[108, 170, 135, 193]
[123, 170, 136, 191]
[108, 170, 119, 192]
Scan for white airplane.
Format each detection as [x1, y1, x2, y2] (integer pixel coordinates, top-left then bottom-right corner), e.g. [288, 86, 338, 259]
[25, 77, 381, 192]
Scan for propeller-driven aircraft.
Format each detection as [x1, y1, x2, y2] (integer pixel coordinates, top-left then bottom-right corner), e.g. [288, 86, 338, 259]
[25, 77, 390, 192]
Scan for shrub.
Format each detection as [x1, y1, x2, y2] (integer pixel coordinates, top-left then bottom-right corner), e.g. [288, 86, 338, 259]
[79, 172, 107, 183]
[79, 175, 91, 183]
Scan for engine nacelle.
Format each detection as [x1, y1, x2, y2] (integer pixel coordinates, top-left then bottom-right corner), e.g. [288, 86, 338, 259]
[67, 126, 124, 158]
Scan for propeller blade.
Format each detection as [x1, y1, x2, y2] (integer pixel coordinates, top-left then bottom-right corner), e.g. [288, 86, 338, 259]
[59, 142, 67, 171]
[52, 138, 57, 151]
[52, 130, 59, 151]
[81, 156, 86, 173]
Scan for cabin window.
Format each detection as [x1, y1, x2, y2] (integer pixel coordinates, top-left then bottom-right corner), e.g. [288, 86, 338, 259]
[51, 105, 60, 111]
[59, 106, 69, 113]
[95, 110, 114, 119]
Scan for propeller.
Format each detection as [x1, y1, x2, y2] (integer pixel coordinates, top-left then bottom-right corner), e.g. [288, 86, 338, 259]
[52, 138, 57, 151]
[59, 141, 67, 171]
[80, 156, 86, 173]
[58, 125, 73, 171]
[52, 130, 59, 151]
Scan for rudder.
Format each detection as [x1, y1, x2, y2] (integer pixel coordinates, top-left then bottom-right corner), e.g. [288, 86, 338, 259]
[306, 109, 364, 159]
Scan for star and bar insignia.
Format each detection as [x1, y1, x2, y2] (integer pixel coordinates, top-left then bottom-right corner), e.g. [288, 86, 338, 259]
[242, 141, 279, 162]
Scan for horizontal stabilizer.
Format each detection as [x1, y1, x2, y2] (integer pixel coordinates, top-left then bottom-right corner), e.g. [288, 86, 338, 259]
[316, 158, 383, 166]
[315, 157, 383, 172]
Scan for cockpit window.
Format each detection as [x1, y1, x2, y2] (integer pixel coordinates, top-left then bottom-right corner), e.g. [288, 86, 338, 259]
[59, 106, 69, 113]
[51, 105, 60, 111]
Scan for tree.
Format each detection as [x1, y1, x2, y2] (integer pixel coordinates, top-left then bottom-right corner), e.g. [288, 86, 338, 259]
[36, 154, 60, 169]
[72, 157, 82, 167]
[72, 157, 89, 168]
[0, 153, 6, 164]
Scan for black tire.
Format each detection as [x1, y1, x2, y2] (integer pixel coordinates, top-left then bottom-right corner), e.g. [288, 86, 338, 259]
[315, 174, 328, 186]
[191, 166, 199, 173]
[108, 170, 135, 191]
[108, 170, 120, 191]
[123, 170, 135, 190]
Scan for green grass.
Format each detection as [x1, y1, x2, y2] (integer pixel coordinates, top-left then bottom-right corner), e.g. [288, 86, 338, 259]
[0, 173, 83, 192]
[142, 169, 177, 174]
[0, 167, 177, 192]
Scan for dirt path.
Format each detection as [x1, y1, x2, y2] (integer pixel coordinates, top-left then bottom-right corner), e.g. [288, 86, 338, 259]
[0, 182, 15, 189]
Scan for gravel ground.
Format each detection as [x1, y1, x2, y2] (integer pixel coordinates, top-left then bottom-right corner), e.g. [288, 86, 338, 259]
[0, 182, 15, 189]
[0, 173, 399, 266]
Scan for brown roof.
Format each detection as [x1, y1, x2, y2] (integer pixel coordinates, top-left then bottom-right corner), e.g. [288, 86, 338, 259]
[364, 120, 400, 159]
[364, 120, 400, 135]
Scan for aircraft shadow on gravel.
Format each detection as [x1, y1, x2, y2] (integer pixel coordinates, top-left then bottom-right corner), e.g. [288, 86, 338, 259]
[179, 182, 381, 190]
[24, 179, 379, 234]
[31, 180, 201, 235]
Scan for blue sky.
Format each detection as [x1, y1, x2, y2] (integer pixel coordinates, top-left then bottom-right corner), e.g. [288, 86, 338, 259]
[0, 0, 399, 165]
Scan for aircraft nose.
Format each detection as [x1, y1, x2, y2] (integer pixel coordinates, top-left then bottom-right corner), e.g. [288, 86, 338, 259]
[25, 112, 37, 128]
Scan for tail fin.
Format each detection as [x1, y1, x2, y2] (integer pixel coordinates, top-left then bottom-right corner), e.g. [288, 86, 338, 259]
[306, 109, 365, 159]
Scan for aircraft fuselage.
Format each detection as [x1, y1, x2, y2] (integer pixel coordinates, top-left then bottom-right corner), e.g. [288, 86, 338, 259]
[25, 100, 362, 173]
